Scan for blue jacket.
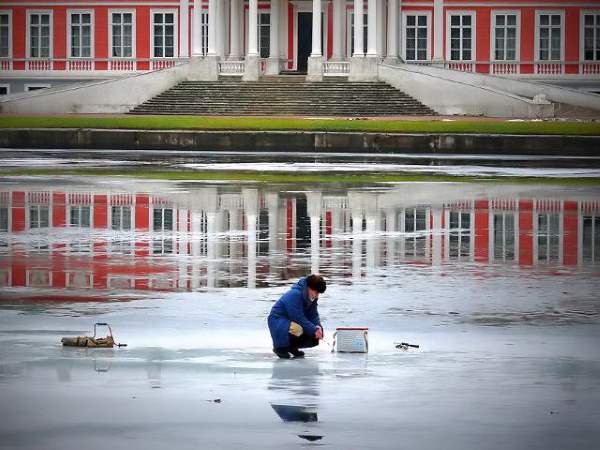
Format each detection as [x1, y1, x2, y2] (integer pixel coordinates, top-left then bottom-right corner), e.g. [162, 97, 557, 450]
[268, 277, 321, 349]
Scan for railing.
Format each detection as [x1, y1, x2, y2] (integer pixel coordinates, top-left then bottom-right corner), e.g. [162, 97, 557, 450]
[580, 62, 600, 75]
[219, 60, 245, 75]
[0, 58, 12, 71]
[151, 58, 178, 71]
[534, 62, 564, 75]
[490, 61, 519, 75]
[67, 59, 95, 71]
[444, 61, 475, 72]
[109, 59, 137, 71]
[26, 59, 53, 71]
[323, 61, 350, 76]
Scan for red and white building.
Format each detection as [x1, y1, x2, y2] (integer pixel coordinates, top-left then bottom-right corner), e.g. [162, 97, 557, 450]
[1, 0, 600, 93]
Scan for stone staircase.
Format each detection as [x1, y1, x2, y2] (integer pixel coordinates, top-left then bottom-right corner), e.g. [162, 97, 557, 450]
[129, 76, 436, 116]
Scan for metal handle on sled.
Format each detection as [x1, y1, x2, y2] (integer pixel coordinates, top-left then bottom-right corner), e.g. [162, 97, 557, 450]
[94, 322, 114, 339]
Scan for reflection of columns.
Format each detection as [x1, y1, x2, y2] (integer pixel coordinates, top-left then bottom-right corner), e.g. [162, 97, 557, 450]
[311, 216, 320, 274]
[385, 0, 399, 61]
[229, 0, 241, 59]
[192, 0, 203, 56]
[332, 0, 344, 60]
[178, 208, 189, 289]
[180, 0, 190, 58]
[367, 0, 377, 56]
[243, 189, 258, 288]
[353, 0, 364, 56]
[365, 213, 377, 272]
[207, 212, 217, 288]
[266, 0, 280, 74]
[432, 207, 443, 266]
[385, 209, 397, 267]
[352, 213, 363, 279]
[191, 211, 203, 289]
[266, 193, 279, 254]
[207, 0, 217, 55]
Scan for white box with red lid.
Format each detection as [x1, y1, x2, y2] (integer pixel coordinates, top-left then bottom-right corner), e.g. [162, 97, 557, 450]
[332, 327, 369, 353]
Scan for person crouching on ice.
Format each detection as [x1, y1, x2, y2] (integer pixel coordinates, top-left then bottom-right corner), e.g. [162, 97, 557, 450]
[268, 274, 326, 359]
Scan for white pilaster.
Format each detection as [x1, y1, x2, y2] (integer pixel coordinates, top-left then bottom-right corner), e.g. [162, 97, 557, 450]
[332, 0, 344, 60]
[307, 0, 324, 81]
[207, 0, 217, 55]
[217, 0, 228, 57]
[367, 0, 377, 56]
[243, 0, 260, 80]
[180, 0, 190, 58]
[433, 0, 444, 64]
[192, 0, 203, 56]
[385, 0, 399, 62]
[229, 0, 241, 58]
[266, 0, 281, 74]
[353, 0, 364, 56]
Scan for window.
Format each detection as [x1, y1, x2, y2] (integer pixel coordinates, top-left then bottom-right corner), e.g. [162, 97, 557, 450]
[404, 14, 429, 61]
[201, 11, 208, 56]
[448, 210, 471, 259]
[0, 12, 10, 58]
[69, 11, 93, 58]
[153, 208, 173, 231]
[25, 84, 50, 91]
[537, 13, 562, 61]
[582, 215, 599, 264]
[152, 12, 176, 58]
[69, 205, 91, 227]
[404, 208, 428, 258]
[111, 206, 132, 230]
[493, 212, 515, 261]
[583, 13, 600, 61]
[30, 205, 50, 229]
[27, 270, 51, 287]
[350, 13, 368, 55]
[493, 13, 518, 60]
[537, 213, 560, 262]
[448, 13, 474, 61]
[0, 85, 8, 96]
[28, 12, 51, 58]
[110, 11, 134, 58]
[0, 207, 8, 231]
[259, 13, 270, 59]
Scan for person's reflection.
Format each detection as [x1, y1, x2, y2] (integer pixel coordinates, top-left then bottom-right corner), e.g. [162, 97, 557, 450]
[269, 359, 321, 422]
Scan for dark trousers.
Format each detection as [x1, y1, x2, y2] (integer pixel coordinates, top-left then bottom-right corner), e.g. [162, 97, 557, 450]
[289, 334, 319, 350]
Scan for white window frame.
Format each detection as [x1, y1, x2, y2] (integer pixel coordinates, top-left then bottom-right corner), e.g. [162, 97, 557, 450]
[446, 11, 476, 62]
[535, 10, 565, 62]
[109, 9, 136, 59]
[581, 10, 600, 62]
[68, 204, 92, 227]
[67, 9, 94, 59]
[150, 9, 178, 59]
[0, 204, 10, 231]
[26, 269, 52, 287]
[24, 83, 51, 91]
[491, 10, 520, 62]
[0, 84, 9, 95]
[65, 271, 94, 289]
[109, 205, 134, 231]
[26, 10, 53, 59]
[402, 11, 431, 61]
[0, 10, 12, 59]
[258, 11, 271, 59]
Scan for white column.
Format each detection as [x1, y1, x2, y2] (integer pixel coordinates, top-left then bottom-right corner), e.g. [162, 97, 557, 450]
[332, 0, 344, 60]
[229, 0, 241, 58]
[248, 0, 259, 56]
[353, 0, 364, 56]
[433, 0, 443, 63]
[432, 207, 442, 267]
[352, 213, 363, 279]
[310, 216, 320, 274]
[311, 0, 322, 56]
[367, 0, 377, 56]
[217, 0, 228, 57]
[192, 0, 203, 56]
[207, 0, 218, 55]
[270, 0, 280, 59]
[180, 0, 190, 57]
[386, 0, 399, 61]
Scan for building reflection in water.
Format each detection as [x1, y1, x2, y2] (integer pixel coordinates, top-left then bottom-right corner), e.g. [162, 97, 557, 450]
[0, 183, 599, 300]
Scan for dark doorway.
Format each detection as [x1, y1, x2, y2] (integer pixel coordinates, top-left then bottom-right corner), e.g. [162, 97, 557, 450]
[297, 12, 312, 73]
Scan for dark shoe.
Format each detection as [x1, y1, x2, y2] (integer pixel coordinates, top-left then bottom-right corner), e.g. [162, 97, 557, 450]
[289, 348, 305, 358]
[273, 347, 291, 359]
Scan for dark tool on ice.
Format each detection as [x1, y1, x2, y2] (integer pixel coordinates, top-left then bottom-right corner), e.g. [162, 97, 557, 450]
[395, 342, 420, 350]
[61, 323, 128, 348]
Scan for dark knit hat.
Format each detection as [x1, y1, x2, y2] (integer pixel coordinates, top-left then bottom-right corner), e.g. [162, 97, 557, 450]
[306, 274, 326, 294]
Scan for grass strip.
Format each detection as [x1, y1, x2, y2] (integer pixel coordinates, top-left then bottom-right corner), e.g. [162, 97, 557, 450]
[1, 115, 599, 135]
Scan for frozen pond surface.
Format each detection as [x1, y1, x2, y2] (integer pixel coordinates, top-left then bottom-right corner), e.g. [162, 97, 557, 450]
[1, 153, 600, 449]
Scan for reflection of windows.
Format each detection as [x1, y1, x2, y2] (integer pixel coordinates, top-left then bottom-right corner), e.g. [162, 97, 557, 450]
[537, 213, 560, 262]
[109, 239, 133, 255]
[69, 241, 92, 254]
[404, 208, 428, 257]
[493, 212, 515, 261]
[153, 208, 173, 231]
[66, 271, 93, 288]
[258, 13, 270, 59]
[582, 215, 599, 263]
[153, 238, 173, 254]
[111, 206, 132, 230]
[27, 270, 52, 287]
[449, 211, 471, 259]
[70, 205, 91, 227]
[30, 205, 50, 228]
[0, 206, 8, 231]
[108, 276, 134, 289]
[0, 270, 10, 287]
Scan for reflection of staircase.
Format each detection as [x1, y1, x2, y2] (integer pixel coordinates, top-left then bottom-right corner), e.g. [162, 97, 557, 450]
[129, 76, 436, 116]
